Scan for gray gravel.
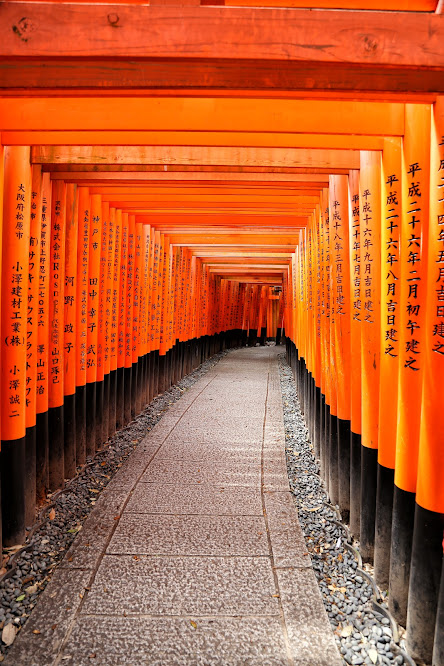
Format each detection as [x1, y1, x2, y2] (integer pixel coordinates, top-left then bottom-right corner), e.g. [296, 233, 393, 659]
[0, 349, 230, 659]
[278, 353, 413, 666]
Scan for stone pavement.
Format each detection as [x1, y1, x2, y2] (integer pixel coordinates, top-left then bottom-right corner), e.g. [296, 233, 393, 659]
[8, 346, 342, 666]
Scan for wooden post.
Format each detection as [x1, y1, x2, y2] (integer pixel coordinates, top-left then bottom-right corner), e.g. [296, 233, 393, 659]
[359, 150, 382, 563]
[390, 104, 431, 624]
[48, 179, 66, 491]
[374, 138, 402, 589]
[1, 146, 31, 545]
[348, 169, 362, 538]
[407, 99, 444, 665]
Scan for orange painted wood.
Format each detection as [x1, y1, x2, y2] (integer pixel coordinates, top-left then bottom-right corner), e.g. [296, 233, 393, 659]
[125, 215, 135, 368]
[360, 151, 382, 450]
[1, 131, 385, 151]
[348, 170, 361, 435]
[134, 222, 143, 361]
[1, 61, 443, 94]
[64, 182, 78, 397]
[110, 209, 122, 372]
[1, 4, 443, 75]
[4, 98, 403, 135]
[104, 204, 116, 376]
[49, 172, 330, 184]
[26, 165, 42, 429]
[118, 212, 128, 369]
[378, 138, 402, 470]
[76, 187, 89, 387]
[97, 201, 109, 382]
[36, 172, 51, 414]
[416, 97, 444, 514]
[31, 146, 361, 171]
[48, 179, 66, 409]
[86, 194, 102, 384]
[395, 104, 431, 494]
[330, 174, 351, 422]
[1, 147, 31, 440]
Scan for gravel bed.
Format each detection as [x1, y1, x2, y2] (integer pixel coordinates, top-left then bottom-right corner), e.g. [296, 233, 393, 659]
[0, 349, 230, 659]
[278, 354, 413, 666]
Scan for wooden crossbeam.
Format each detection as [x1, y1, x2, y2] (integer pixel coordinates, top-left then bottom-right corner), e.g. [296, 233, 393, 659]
[1, 4, 444, 92]
[0, 131, 385, 150]
[31, 146, 361, 170]
[1, 98, 403, 135]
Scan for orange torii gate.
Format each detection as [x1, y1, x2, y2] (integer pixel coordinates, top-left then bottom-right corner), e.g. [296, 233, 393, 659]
[1, 2, 444, 664]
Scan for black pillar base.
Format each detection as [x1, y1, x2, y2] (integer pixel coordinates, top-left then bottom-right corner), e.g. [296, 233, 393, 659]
[116, 367, 125, 430]
[374, 463, 395, 590]
[407, 503, 444, 665]
[319, 392, 326, 481]
[389, 485, 416, 626]
[158, 354, 166, 395]
[360, 445, 378, 563]
[75, 385, 86, 467]
[35, 411, 49, 502]
[103, 372, 110, 440]
[324, 401, 331, 494]
[109, 370, 117, 437]
[85, 382, 96, 457]
[350, 431, 361, 536]
[96, 379, 104, 448]
[1, 437, 25, 546]
[123, 366, 132, 425]
[24, 425, 36, 528]
[433, 565, 444, 666]
[48, 404, 64, 491]
[314, 385, 321, 459]
[328, 412, 339, 506]
[63, 393, 76, 479]
[337, 417, 351, 522]
[136, 358, 143, 414]
[152, 351, 159, 398]
[131, 362, 138, 419]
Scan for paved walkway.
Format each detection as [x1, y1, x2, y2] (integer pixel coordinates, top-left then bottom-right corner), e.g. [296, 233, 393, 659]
[9, 347, 341, 666]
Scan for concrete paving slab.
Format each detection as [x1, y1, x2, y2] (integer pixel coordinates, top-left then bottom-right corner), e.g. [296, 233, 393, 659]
[164, 428, 262, 445]
[6, 567, 91, 666]
[82, 555, 280, 616]
[140, 459, 261, 487]
[60, 512, 116, 570]
[62, 616, 289, 666]
[264, 491, 312, 569]
[155, 440, 262, 463]
[125, 482, 263, 515]
[107, 514, 269, 556]
[276, 567, 343, 666]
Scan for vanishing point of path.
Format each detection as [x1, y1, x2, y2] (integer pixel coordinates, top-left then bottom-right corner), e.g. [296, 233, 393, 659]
[8, 347, 341, 666]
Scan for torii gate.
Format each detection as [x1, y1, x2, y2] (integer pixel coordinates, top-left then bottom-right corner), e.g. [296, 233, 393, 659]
[0, 2, 444, 664]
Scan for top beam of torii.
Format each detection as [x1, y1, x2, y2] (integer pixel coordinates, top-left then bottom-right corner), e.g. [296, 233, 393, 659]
[0, 2, 444, 94]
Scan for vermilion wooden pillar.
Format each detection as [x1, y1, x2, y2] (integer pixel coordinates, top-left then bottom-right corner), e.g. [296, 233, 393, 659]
[75, 186, 89, 466]
[359, 150, 381, 563]
[24, 165, 42, 527]
[348, 169, 362, 538]
[390, 104, 431, 625]
[48, 179, 66, 491]
[407, 99, 444, 666]
[1, 146, 31, 545]
[374, 138, 402, 589]
[330, 175, 351, 520]
[36, 172, 51, 501]
[64, 182, 78, 478]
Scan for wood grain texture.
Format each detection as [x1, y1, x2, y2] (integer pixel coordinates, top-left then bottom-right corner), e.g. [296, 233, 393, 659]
[0, 4, 443, 92]
[31, 145, 361, 169]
